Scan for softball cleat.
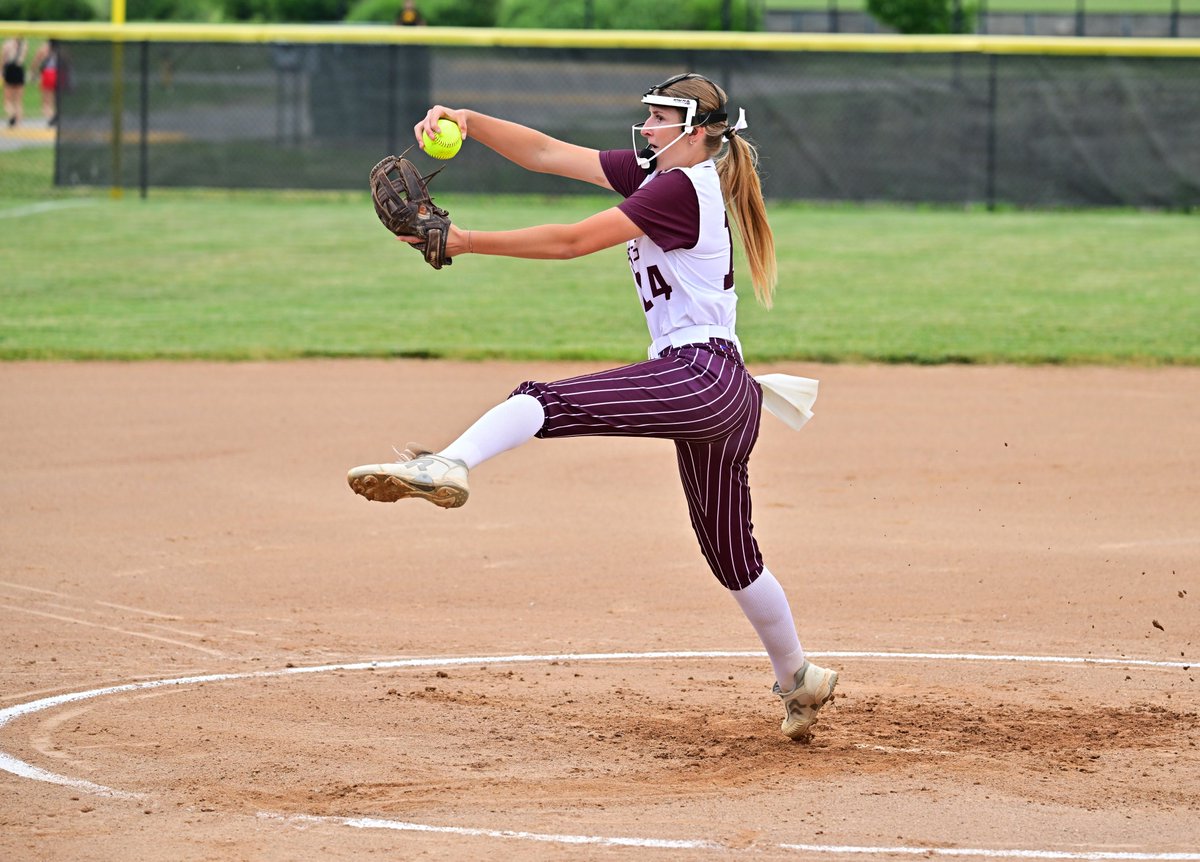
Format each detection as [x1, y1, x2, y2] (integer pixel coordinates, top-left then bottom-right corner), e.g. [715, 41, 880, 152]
[347, 451, 469, 509]
[774, 660, 838, 741]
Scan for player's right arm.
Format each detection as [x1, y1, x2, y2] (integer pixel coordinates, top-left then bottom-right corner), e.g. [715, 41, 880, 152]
[414, 106, 611, 191]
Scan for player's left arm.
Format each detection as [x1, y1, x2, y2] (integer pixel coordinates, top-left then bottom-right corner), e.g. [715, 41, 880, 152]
[417, 207, 642, 261]
[415, 107, 610, 191]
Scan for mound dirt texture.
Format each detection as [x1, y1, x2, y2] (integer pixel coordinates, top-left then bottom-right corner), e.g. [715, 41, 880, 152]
[1, 361, 1197, 860]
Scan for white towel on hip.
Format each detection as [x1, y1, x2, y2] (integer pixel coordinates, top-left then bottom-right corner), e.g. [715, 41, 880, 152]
[755, 373, 819, 431]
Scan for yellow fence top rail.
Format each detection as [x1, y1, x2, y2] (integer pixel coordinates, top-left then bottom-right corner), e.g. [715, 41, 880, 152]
[1, 22, 1198, 57]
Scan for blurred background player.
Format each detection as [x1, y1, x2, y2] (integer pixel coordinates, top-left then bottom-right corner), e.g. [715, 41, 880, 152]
[348, 73, 837, 740]
[2, 36, 27, 128]
[395, 0, 425, 26]
[33, 39, 59, 126]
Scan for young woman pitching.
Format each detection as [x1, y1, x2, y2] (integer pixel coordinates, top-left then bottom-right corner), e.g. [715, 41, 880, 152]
[348, 72, 837, 741]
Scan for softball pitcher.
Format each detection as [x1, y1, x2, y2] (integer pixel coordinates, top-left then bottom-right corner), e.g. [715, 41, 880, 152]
[348, 73, 837, 740]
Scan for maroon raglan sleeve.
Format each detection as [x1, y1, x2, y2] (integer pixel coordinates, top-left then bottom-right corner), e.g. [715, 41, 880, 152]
[599, 151, 700, 251]
[599, 149, 647, 198]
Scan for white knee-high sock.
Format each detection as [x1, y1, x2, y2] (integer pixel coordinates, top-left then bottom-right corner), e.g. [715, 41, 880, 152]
[437, 394, 545, 470]
[730, 567, 806, 692]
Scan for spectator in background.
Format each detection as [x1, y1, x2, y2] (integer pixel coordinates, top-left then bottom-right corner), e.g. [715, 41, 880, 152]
[33, 39, 59, 126]
[2, 36, 27, 128]
[395, 0, 425, 26]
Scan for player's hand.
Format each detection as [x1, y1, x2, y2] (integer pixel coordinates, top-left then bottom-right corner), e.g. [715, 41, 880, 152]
[399, 224, 471, 257]
[415, 106, 469, 150]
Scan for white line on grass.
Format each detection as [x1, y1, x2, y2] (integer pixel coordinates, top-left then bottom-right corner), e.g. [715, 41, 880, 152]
[0, 200, 100, 219]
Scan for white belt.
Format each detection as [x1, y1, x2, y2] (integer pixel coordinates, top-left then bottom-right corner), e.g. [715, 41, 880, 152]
[648, 326, 819, 431]
[648, 325, 740, 360]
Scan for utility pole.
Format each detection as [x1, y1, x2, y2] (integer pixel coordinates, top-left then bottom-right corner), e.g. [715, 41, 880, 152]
[110, 0, 126, 199]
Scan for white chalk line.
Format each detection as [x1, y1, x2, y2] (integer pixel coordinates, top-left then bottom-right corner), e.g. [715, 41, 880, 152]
[261, 812, 723, 850]
[0, 755, 142, 800]
[263, 813, 1200, 858]
[93, 600, 181, 620]
[1, 649, 1196, 860]
[267, 810, 1200, 859]
[0, 579, 73, 598]
[853, 743, 957, 756]
[0, 603, 226, 657]
[778, 846, 1200, 860]
[0, 199, 100, 219]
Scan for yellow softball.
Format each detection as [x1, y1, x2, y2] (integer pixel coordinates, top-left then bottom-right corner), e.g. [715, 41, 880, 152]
[422, 118, 462, 160]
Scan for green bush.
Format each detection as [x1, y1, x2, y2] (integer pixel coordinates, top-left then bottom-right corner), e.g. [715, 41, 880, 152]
[5, 0, 96, 20]
[345, 0, 498, 25]
[220, 0, 350, 21]
[496, 0, 590, 28]
[344, 0, 402, 22]
[640, 0, 762, 31]
[867, 0, 975, 34]
[126, 0, 222, 20]
[497, 0, 761, 31]
[867, 0, 948, 33]
[273, 0, 351, 21]
[417, 0, 499, 27]
[220, 0, 274, 20]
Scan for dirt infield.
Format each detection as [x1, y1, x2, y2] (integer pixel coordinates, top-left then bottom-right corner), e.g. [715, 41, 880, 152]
[1, 360, 1197, 861]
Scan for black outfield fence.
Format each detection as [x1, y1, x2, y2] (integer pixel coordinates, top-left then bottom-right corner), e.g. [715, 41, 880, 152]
[766, 10, 1200, 38]
[18, 25, 1200, 209]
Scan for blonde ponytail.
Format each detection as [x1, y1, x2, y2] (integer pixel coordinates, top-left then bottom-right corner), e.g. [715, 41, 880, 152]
[716, 134, 777, 308]
[652, 74, 778, 308]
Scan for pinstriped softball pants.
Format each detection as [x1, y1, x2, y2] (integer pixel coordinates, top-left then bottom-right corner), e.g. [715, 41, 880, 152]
[511, 339, 764, 590]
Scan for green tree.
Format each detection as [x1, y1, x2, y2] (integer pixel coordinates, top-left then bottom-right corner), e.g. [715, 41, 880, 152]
[125, 0, 222, 20]
[346, 0, 498, 26]
[497, 0, 762, 31]
[3, 0, 96, 19]
[220, 0, 350, 21]
[273, 0, 351, 21]
[220, 0, 277, 20]
[867, 0, 958, 34]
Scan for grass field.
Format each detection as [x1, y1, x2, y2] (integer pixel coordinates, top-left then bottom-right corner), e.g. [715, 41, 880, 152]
[1, 145, 1196, 365]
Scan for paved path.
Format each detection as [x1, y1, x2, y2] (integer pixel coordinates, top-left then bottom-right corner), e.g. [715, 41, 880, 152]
[0, 117, 54, 152]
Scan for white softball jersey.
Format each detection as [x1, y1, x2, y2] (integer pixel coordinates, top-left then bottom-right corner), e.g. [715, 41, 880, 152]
[603, 153, 738, 345]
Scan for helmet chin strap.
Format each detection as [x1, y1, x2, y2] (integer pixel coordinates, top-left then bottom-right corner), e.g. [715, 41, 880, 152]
[634, 90, 699, 171]
[633, 122, 690, 170]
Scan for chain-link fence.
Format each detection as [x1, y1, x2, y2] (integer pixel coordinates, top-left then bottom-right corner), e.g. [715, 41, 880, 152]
[765, 10, 1200, 37]
[53, 40, 1200, 208]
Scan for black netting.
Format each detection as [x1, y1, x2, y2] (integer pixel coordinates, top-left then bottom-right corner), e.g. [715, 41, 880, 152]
[764, 10, 1200, 38]
[53, 41, 1200, 208]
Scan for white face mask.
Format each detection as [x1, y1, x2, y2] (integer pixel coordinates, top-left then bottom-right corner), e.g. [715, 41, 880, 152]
[631, 119, 691, 171]
[634, 92, 698, 170]
[632, 105, 750, 170]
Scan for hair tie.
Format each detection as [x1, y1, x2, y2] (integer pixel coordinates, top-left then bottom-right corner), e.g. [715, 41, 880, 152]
[723, 107, 748, 140]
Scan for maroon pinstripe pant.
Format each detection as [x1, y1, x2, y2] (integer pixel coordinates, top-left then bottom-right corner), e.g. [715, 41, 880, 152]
[511, 339, 764, 590]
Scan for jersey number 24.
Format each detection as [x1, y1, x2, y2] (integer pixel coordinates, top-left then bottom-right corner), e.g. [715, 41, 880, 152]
[632, 218, 736, 311]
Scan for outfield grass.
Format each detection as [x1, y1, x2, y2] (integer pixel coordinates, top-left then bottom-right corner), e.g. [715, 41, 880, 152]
[1, 146, 1196, 365]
